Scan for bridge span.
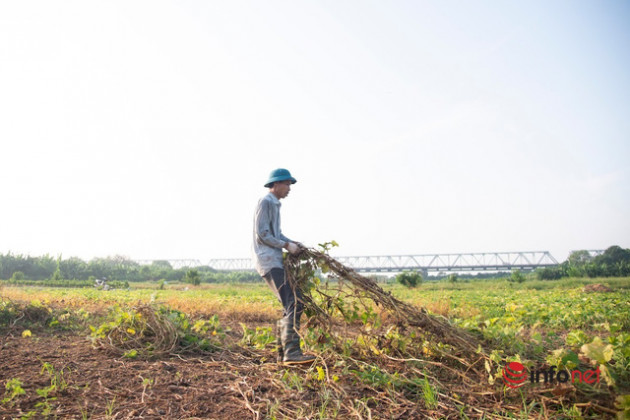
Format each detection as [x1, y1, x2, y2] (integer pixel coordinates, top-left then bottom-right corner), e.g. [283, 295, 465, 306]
[136, 251, 560, 274]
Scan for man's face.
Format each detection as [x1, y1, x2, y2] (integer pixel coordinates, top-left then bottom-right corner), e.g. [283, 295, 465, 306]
[271, 180, 292, 199]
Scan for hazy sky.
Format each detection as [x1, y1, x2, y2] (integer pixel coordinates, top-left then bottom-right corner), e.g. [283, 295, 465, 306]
[1, 1, 629, 263]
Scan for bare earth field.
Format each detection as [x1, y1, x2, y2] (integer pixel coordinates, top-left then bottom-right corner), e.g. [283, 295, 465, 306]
[2, 325, 313, 420]
[1, 321, 437, 419]
[2, 332, 254, 419]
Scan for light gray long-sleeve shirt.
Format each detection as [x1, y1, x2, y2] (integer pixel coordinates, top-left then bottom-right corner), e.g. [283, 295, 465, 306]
[252, 193, 292, 276]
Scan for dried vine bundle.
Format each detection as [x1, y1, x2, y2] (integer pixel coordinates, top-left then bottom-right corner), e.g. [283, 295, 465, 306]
[285, 247, 483, 359]
[90, 305, 179, 358]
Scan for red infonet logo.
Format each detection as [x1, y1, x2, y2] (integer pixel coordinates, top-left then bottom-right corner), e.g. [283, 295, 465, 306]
[502, 362, 528, 388]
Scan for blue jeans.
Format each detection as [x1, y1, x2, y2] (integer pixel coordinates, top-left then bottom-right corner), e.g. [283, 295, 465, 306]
[263, 267, 303, 326]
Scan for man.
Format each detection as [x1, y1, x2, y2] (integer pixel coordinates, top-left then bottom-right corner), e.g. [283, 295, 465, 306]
[252, 168, 316, 364]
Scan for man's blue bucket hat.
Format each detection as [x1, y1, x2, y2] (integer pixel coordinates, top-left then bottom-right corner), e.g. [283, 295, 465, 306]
[264, 168, 297, 188]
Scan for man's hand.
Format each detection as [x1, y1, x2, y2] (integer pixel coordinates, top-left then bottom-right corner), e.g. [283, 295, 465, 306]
[286, 242, 301, 255]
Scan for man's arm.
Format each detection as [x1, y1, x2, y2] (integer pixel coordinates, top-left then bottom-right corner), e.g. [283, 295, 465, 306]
[278, 232, 292, 243]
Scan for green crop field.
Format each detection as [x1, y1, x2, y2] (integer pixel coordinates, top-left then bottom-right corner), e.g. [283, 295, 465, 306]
[1, 277, 629, 419]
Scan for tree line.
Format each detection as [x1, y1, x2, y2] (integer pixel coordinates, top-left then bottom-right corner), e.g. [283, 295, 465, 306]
[0, 253, 260, 284]
[536, 245, 630, 280]
[2, 245, 628, 286]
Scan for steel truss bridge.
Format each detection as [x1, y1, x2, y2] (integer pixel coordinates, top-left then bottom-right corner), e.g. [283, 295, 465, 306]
[136, 250, 564, 274]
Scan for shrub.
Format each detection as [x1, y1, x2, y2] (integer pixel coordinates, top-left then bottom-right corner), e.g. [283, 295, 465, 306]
[50, 268, 63, 282]
[396, 271, 422, 288]
[509, 269, 525, 283]
[108, 280, 129, 289]
[184, 269, 201, 286]
[10, 271, 25, 281]
[536, 266, 564, 280]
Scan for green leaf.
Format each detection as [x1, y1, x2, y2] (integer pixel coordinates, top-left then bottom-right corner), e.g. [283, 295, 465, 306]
[580, 337, 614, 364]
[566, 330, 589, 347]
[124, 349, 138, 359]
[560, 351, 580, 370]
[316, 366, 325, 382]
[598, 364, 616, 387]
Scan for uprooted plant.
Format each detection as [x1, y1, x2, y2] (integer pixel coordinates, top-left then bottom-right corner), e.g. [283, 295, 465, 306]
[89, 305, 225, 358]
[283, 242, 490, 392]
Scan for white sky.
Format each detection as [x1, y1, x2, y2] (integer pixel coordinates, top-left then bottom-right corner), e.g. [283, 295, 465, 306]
[1, 1, 629, 263]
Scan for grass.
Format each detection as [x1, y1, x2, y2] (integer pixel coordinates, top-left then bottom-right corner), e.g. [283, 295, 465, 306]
[2, 277, 629, 324]
[396, 275, 630, 291]
[0, 282, 281, 321]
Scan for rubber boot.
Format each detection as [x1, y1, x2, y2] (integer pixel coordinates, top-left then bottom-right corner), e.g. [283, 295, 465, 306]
[280, 318, 315, 365]
[276, 320, 284, 363]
